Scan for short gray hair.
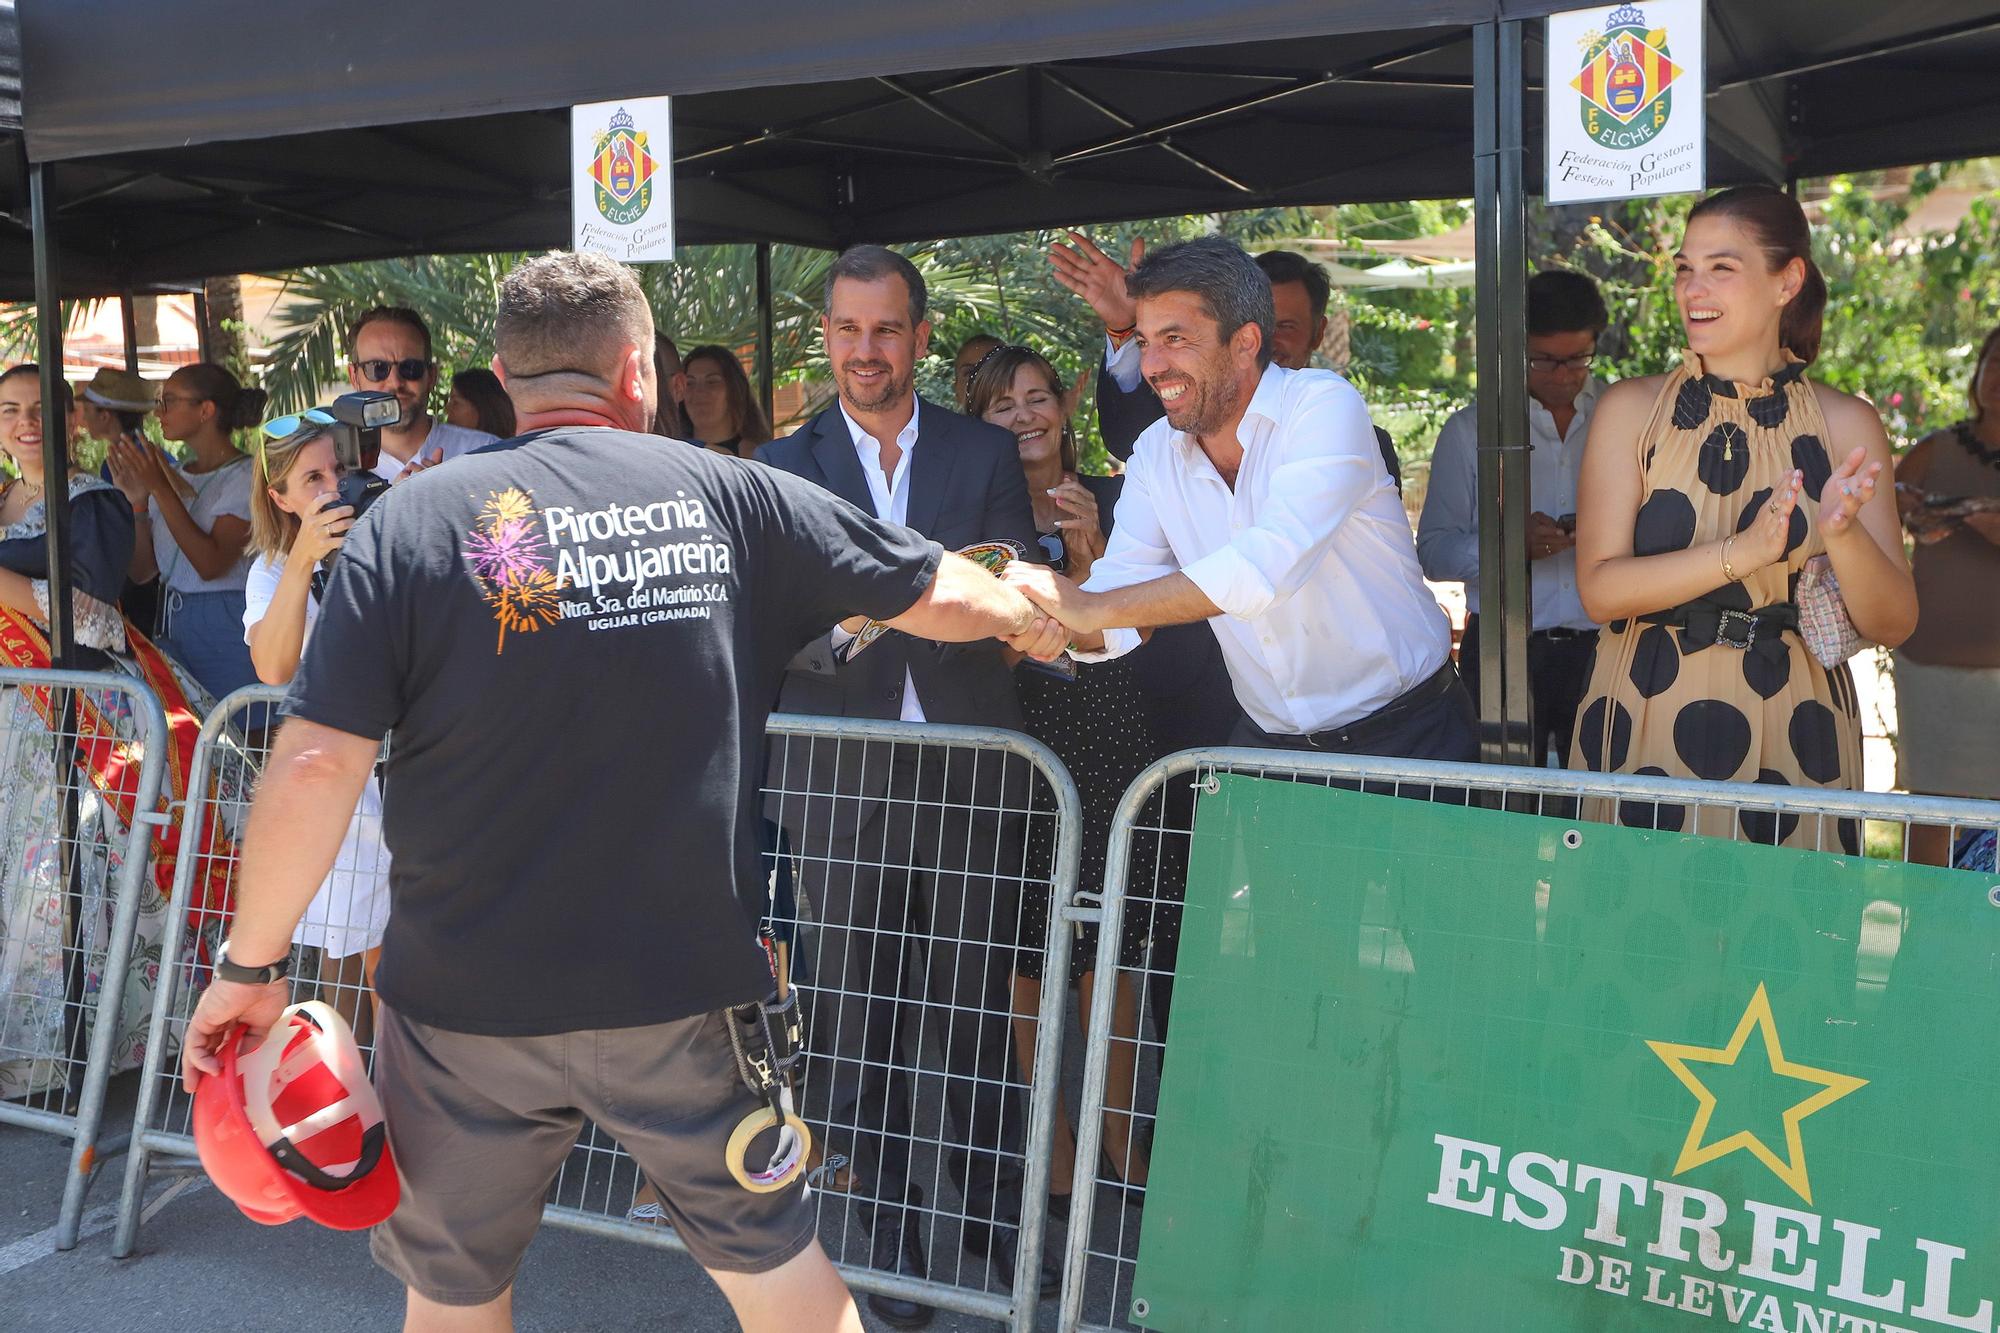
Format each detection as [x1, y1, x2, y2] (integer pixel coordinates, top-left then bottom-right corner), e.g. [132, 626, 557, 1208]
[1126, 236, 1275, 369]
[823, 244, 927, 327]
[496, 252, 654, 381]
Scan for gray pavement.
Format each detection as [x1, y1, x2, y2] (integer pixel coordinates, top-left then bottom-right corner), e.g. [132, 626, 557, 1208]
[0, 1072, 1065, 1333]
[0, 1008, 1152, 1333]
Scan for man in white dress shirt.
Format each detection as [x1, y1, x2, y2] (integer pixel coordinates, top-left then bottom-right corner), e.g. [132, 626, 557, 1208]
[1008, 236, 1475, 762]
[1417, 270, 1608, 765]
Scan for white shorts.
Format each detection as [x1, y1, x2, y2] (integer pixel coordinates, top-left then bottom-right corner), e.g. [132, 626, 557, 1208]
[292, 774, 391, 960]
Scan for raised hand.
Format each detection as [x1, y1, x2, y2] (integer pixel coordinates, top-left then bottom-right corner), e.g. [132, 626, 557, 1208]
[1048, 231, 1143, 333]
[1047, 477, 1106, 579]
[105, 437, 153, 506]
[1818, 445, 1882, 540]
[107, 436, 169, 504]
[393, 444, 445, 484]
[293, 490, 354, 565]
[1736, 468, 1803, 573]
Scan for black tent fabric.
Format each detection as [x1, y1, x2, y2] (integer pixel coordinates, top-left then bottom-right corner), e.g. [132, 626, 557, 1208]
[5, 1, 1999, 297]
[18, 0, 1561, 162]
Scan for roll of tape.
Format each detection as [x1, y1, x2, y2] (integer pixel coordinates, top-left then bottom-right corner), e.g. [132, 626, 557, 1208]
[725, 1106, 812, 1193]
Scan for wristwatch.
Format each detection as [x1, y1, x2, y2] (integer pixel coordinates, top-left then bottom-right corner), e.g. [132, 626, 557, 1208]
[214, 944, 292, 986]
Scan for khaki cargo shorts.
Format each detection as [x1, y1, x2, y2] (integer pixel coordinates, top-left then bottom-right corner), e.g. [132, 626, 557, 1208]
[369, 1004, 815, 1306]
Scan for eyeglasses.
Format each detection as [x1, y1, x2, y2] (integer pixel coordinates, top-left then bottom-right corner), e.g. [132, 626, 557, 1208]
[255, 408, 336, 473]
[158, 393, 205, 406]
[352, 357, 433, 384]
[1528, 353, 1596, 372]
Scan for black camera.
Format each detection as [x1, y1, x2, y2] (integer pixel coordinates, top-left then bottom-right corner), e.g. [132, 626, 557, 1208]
[311, 391, 400, 599]
[326, 391, 399, 525]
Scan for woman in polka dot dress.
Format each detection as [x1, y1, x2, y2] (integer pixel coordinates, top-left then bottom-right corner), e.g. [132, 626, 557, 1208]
[1571, 186, 1916, 848]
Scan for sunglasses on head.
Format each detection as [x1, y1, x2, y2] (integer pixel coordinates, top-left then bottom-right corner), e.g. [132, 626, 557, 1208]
[352, 357, 432, 384]
[255, 408, 337, 473]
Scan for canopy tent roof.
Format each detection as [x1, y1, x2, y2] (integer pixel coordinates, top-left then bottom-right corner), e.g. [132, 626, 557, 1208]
[5, 1, 2000, 297]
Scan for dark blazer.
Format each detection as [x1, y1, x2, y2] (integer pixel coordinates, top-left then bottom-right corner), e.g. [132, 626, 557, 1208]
[757, 398, 1042, 840]
[1096, 362, 1404, 493]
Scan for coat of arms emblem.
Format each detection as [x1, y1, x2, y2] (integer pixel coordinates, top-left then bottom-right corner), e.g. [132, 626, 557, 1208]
[589, 107, 656, 226]
[1571, 5, 1684, 150]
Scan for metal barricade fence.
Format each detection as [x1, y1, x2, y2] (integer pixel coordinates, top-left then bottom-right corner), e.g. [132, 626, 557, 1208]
[113, 685, 290, 1262]
[1055, 748, 2000, 1333]
[0, 666, 171, 1250]
[110, 700, 1082, 1333]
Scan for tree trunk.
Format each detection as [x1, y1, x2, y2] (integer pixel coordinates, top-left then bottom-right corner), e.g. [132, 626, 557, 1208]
[201, 274, 247, 376]
[132, 295, 159, 357]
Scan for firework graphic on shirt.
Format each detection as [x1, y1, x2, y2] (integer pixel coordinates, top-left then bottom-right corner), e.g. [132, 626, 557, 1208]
[463, 487, 560, 653]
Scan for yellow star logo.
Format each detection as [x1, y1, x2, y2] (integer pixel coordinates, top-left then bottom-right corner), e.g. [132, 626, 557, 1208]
[1646, 983, 1867, 1205]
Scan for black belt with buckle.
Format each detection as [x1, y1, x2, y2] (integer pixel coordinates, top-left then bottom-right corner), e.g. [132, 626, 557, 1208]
[1298, 661, 1461, 751]
[1532, 627, 1594, 641]
[1640, 600, 1797, 654]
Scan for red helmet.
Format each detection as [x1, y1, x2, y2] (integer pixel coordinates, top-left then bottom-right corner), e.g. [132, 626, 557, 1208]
[192, 1001, 400, 1229]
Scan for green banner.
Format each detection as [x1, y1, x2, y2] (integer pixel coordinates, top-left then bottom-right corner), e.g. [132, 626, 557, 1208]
[1132, 776, 2000, 1332]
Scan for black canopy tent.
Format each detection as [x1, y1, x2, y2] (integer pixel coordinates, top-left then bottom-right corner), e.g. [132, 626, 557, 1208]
[13, 1, 2000, 761]
[13, 3, 2000, 289]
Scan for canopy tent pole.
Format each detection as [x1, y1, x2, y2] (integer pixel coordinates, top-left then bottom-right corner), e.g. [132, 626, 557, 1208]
[30, 162, 76, 666]
[1471, 18, 1534, 765]
[120, 289, 140, 373]
[755, 241, 775, 426]
[192, 290, 213, 364]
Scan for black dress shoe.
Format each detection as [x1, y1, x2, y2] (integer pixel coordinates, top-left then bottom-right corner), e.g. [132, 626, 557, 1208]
[867, 1211, 935, 1329]
[960, 1221, 1061, 1299]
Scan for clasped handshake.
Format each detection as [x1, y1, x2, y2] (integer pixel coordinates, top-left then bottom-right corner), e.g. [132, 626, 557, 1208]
[996, 563, 1106, 663]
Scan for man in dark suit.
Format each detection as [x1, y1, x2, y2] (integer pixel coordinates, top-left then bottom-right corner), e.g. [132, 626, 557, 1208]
[758, 244, 1049, 1327]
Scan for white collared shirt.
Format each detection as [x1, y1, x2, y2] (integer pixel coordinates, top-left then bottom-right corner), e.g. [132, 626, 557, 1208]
[1415, 382, 1601, 632]
[1075, 363, 1452, 736]
[834, 400, 927, 722]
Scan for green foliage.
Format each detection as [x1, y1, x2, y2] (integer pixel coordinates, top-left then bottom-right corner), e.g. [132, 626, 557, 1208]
[1533, 167, 2000, 446]
[153, 161, 2000, 474]
[258, 253, 524, 415]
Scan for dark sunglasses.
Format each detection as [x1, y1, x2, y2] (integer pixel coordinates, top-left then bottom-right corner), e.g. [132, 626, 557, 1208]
[352, 357, 433, 384]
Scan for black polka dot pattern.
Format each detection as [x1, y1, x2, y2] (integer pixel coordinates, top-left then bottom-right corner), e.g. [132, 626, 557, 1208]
[1742, 642, 1791, 700]
[1628, 625, 1680, 698]
[1735, 487, 1808, 557]
[1619, 767, 1687, 832]
[1748, 390, 1790, 430]
[1672, 379, 1713, 430]
[1592, 358, 1856, 847]
[1792, 435, 1832, 501]
[1673, 699, 1752, 781]
[1739, 770, 1802, 845]
[1633, 489, 1697, 556]
[1788, 700, 1842, 784]
[1698, 423, 1753, 495]
[1577, 696, 1633, 772]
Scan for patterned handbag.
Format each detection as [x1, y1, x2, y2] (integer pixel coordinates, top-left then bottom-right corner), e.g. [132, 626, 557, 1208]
[1794, 554, 1866, 669]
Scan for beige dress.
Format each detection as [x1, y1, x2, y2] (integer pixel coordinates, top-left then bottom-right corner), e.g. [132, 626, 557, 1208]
[1571, 351, 1862, 850]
